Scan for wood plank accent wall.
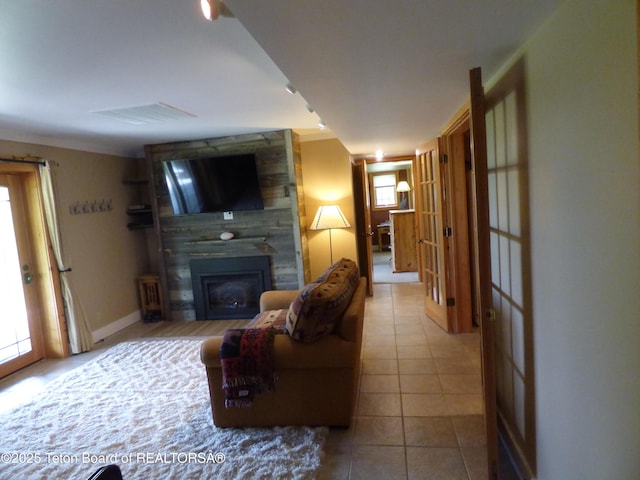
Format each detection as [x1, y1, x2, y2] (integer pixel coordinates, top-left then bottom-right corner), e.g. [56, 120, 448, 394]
[145, 129, 310, 321]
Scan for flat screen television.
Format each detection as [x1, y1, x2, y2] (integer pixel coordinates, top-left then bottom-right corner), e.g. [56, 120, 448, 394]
[162, 154, 264, 214]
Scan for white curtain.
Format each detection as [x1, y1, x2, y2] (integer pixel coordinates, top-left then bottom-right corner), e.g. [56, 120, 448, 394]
[39, 162, 93, 354]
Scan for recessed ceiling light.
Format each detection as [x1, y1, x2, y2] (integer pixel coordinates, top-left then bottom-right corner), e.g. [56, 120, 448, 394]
[318, 120, 327, 130]
[200, 0, 217, 21]
[375, 150, 384, 160]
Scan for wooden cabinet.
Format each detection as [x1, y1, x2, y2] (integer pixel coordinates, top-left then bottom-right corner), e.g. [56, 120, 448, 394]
[390, 209, 417, 272]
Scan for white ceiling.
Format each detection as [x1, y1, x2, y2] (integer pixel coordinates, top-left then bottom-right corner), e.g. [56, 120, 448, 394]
[0, 0, 562, 159]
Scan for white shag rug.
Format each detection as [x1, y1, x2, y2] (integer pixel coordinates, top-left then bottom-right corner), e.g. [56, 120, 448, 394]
[0, 339, 327, 479]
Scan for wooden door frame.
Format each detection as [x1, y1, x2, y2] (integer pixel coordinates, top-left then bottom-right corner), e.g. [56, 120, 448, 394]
[352, 154, 417, 295]
[440, 110, 474, 334]
[352, 158, 374, 295]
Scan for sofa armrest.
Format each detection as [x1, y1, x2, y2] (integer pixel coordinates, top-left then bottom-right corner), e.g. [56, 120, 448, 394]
[260, 289, 299, 311]
[201, 333, 355, 370]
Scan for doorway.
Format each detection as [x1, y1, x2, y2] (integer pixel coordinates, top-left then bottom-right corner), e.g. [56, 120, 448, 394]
[365, 156, 419, 285]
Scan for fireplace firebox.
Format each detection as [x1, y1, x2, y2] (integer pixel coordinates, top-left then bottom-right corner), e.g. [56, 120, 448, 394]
[190, 256, 272, 320]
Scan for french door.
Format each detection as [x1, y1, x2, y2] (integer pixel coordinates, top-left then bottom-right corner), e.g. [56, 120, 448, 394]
[469, 67, 499, 479]
[415, 138, 450, 330]
[0, 173, 44, 378]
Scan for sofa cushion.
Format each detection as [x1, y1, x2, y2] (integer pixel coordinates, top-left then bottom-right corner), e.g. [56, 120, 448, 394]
[286, 258, 359, 342]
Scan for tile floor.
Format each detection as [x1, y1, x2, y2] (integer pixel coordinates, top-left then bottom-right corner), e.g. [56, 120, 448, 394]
[317, 282, 489, 480]
[0, 281, 509, 479]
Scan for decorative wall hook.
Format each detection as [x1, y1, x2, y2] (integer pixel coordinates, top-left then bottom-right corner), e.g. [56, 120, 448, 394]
[69, 199, 113, 215]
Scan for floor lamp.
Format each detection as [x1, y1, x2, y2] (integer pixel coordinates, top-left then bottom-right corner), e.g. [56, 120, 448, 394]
[396, 180, 411, 209]
[310, 205, 351, 264]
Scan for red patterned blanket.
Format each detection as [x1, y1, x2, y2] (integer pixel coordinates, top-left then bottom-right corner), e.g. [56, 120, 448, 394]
[219, 327, 277, 408]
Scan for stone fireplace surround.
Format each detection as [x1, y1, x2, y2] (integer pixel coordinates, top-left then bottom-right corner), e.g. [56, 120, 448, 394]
[145, 129, 310, 321]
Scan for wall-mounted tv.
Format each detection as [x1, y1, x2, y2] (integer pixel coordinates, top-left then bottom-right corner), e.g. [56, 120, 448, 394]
[162, 153, 264, 215]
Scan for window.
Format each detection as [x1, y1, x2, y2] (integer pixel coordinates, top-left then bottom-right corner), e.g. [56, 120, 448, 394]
[372, 173, 399, 209]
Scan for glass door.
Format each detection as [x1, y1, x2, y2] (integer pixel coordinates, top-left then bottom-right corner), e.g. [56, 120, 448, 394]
[0, 174, 43, 378]
[415, 138, 449, 330]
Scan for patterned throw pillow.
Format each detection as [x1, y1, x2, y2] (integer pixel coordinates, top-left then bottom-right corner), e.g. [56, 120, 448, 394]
[285, 258, 359, 343]
[247, 308, 288, 333]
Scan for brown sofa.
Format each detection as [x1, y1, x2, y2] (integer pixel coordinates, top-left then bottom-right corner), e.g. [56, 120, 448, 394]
[200, 276, 366, 428]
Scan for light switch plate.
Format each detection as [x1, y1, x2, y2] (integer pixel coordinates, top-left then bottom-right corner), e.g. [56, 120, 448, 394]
[223, 211, 233, 220]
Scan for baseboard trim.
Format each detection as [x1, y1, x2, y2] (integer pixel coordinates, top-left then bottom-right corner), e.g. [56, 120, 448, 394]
[92, 310, 141, 344]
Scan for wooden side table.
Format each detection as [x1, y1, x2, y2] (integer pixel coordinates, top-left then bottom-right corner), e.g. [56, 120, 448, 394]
[137, 275, 164, 322]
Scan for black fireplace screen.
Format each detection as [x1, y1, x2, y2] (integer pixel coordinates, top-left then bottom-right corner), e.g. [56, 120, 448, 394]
[190, 256, 272, 320]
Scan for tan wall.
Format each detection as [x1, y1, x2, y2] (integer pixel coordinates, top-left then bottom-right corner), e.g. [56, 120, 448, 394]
[0, 139, 149, 339]
[300, 138, 358, 279]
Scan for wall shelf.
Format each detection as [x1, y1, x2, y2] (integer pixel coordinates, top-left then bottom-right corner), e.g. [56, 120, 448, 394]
[124, 175, 153, 229]
[184, 234, 270, 245]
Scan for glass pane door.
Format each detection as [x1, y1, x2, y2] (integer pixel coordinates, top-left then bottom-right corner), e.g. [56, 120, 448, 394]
[0, 175, 42, 377]
[416, 139, 448, 329]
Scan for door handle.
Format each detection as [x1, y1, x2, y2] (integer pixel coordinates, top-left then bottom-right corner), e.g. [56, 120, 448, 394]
[22, 264, 32, 284]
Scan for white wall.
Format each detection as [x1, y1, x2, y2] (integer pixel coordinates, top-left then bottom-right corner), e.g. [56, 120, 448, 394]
[506, 0, 639, 477]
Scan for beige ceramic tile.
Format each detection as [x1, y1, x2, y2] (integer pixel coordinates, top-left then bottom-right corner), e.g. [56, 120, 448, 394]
[357, 392, 402, 416]
[364, 323, 396, 336]
[394, 324, 425, 336]
[452, 415, 487, 447]
[406, 446, 469, 480]
[360, 358, 398, 375]
[350, 445, 407, 480]
[397, 345, 431, 359]
[403, 417, 458, 447]
[361, 344, 398, 360]
[434, 357, 479, 375]
[445, 394, 484, 416]
[401, 393, 450, 417]
[398, 358, 437, 375]
[393, 314, 422, 326]
[364, 334, 396, 346]
[399, 374, 442, 394]
[395, 333, 428, 346]
[439, 374, 483, 394]
[316, 451, 352, 480]
[353, 416, 404, 446]
[429, 344, 468, 359]
[325, 427, 354, 454]
[360, 374, 400, 393]
[462, 446, 490, 480]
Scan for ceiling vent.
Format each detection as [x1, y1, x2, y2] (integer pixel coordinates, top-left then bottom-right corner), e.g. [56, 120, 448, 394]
[93, 102, 196, 125]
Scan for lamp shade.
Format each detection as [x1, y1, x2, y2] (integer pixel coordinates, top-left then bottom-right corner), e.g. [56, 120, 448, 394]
[396, 180, 411, 192]
[310, 205, 351, 231]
